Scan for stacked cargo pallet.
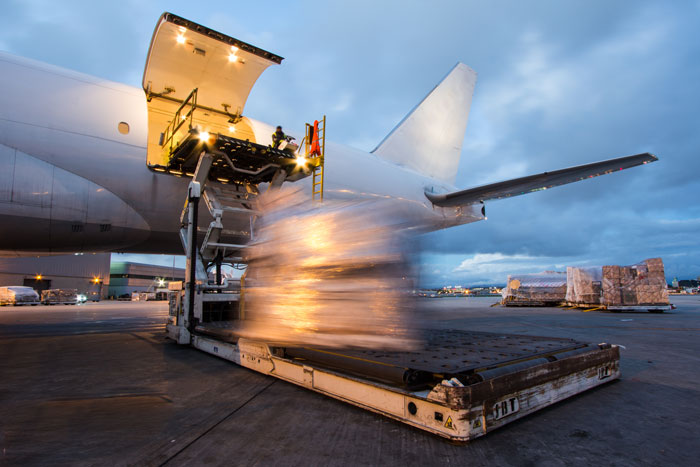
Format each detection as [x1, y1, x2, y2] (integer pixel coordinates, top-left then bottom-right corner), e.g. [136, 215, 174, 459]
[567, 258, 669, 308]
[565, 268, 602, 305]
[602, 258, 668, 306]
[501, 272, 567, 306]
[41, 288, 77, 305]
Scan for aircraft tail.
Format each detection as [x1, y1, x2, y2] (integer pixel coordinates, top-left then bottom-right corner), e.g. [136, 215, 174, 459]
[371, 63, 477, 185]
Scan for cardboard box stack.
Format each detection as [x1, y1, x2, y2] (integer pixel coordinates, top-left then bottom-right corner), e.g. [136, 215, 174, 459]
[601, 265, 621, 305]
[601, 257, 668, 306]
[41, 288, 77, 304]
[568, 258, 669, 307]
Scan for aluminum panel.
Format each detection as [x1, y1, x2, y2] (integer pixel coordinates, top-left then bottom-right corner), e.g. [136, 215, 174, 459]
[11, 150, 52, 207]
[0, 144, 15, 201]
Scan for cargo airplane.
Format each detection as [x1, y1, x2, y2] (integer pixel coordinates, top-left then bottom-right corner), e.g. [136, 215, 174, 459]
[0, 13, 656, 257]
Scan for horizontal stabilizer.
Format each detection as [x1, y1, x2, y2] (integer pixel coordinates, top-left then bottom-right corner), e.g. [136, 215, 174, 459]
[425, 152, 657, 207]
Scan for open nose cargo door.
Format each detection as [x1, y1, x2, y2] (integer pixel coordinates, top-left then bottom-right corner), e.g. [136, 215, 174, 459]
[142, 12, 290, 182]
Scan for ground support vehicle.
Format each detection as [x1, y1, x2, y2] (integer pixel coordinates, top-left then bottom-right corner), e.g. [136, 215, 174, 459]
[165, 143, 620, 441]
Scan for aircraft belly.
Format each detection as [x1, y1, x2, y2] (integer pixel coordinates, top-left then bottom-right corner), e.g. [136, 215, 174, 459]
[0, 214, 151, 253]
[0, 145, 150, 253]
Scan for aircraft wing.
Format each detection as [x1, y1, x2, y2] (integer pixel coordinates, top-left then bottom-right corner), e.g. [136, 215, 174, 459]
[425, 152, 657, 207]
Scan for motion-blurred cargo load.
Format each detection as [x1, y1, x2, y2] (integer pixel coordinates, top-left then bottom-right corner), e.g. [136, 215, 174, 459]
[566, 258, 669, 307]
[501, 272, 567, 306]
[240, 186, 421, 350]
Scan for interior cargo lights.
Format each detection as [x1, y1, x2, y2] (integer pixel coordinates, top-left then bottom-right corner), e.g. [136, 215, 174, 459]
[228, 45, 244, 63]
[176, 34, 186, 44]
[296, 156, 307, 166]
[198, 131, 211, 142]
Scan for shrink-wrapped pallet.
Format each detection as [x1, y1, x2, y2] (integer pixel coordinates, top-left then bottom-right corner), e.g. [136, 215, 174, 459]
[565, 267, 602, 304]
[501, 272, 567, 306]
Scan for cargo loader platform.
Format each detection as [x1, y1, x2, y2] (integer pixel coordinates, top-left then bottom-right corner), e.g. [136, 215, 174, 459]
[168, 321, 619, 442]
[163, 135, 620, 441]
[163, 116, 620, 442]
[153, 129, 306, 185]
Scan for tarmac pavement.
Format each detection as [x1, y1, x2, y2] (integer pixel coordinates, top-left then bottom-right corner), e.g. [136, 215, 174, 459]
[1, 297, 698, 466]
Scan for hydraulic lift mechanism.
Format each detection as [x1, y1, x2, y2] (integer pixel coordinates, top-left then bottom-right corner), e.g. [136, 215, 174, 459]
[146, 12, 621, 442]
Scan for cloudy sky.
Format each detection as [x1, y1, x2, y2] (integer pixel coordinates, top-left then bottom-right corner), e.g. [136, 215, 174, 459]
[2, 1, 698, 286]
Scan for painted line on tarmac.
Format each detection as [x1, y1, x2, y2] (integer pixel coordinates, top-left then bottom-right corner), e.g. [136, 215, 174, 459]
[159, 379, 278, 466]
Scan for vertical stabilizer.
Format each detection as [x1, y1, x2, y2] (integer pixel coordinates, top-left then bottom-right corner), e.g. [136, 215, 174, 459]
[372, 63, 476, 185]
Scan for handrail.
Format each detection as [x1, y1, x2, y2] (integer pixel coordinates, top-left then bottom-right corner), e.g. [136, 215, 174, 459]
[162, 88, 198, 157]
[222, 154, 279, 176]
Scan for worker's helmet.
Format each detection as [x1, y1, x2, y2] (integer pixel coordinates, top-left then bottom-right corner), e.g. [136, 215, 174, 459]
[276, 126, 282, 131]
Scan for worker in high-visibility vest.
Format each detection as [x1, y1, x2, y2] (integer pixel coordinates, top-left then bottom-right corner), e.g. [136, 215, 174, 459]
[309, 120, 321, 156]
[271, 126, 286, 149]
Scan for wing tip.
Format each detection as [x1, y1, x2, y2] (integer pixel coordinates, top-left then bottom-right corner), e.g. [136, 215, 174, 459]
[636, 152, 658, 165]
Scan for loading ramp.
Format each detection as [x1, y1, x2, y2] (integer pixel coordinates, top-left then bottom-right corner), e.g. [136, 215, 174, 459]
[169, 320, 619, 442]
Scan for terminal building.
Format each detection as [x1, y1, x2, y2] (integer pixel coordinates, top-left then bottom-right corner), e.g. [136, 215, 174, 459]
[0, 254, 185, 300]
[0, 253, 110, 298]
[108, 261, 185, 299]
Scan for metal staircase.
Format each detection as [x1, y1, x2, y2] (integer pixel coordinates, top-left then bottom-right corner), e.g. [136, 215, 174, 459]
[173, 153, 259, 341]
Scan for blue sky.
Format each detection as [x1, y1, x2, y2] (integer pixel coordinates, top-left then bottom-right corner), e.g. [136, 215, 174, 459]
[2, 1, 699, 286]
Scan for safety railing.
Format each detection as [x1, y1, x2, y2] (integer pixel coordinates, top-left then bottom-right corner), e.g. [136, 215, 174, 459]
[161, 88, 198, 160]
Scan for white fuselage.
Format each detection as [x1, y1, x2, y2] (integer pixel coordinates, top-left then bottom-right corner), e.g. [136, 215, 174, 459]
[0, 52, 482, 255]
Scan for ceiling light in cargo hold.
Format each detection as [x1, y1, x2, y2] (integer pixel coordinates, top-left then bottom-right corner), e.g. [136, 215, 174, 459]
[198, 131, 211, 142]
[228, 53, 238, 62]
[228, 126, 236, 133]
[176, 34, 185, 44]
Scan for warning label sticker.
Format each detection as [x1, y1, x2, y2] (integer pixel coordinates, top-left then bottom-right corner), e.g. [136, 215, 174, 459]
[444, 416, 454, 430]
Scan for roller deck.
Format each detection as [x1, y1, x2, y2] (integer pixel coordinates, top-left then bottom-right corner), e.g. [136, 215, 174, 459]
[168, 321, 619, 442]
